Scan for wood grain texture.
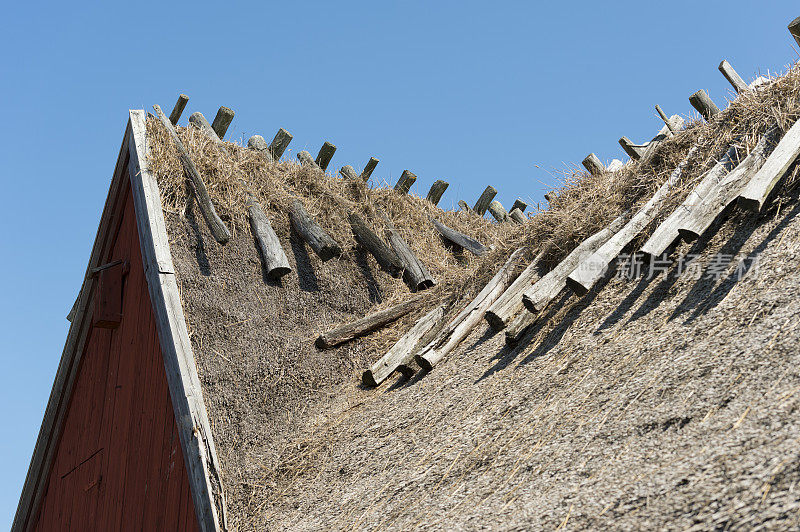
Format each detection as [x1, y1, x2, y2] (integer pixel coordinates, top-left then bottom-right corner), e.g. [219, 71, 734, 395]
[619, 136, 645, 160]
[511, 199, 528, 213]
[689, 90, 720, 121]
[458, 200, 470, 212]
[360, 157, 379, 180]
[247, 196, 292, 280]
[211, 106, 234, 139]
[169, 94, 189, 125]
[738, 118, 800, 211]
[247, 135, 274, 162]
[473, 185, 497, 215]
[288, 199, 342, 261]
[316, 295, 424, 349]
[188, 112, 221, 144]
[153, 105, 230, 244]
[582, 153, 605, 175]
[339, 165, 358, 180]
[297, 150, 317, 168]
[426, 180, 449, 206]
[485, 249, 545, 330]
[719, 60, 748, 94]
[395, 170, 417, 194]
[380, 212, 435, 290]
[315, 141, 336, 171]
[488, 200, 510, 223]
[509, 208, 526, 224]
[348, 212, 403, 277]
[269, 128, 293, 159]
[431, 218, 488, 256]
[505, 309, 539, 345]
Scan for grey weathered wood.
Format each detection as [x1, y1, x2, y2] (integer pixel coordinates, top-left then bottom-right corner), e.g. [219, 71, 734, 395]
[316, 295, 424, 349]
[431, 218, 488, 256]
[655, 105, 678, 135]
[473, 185, 497, 215]
[169, 94, 189, 124]
[362, 305, 445, 386]
[619, 136, 646, 160]
[154, 105, 231, 244]
[738, 118, 800, 211]
[426, 180, 449, 205]
[485, 249, 545, 330]
[523, 213, 629, 311]
[247, 195, 291, 280]
[640, 143, 739, 258]
[188, 112, 222, 144]
[488, 200, 510, 223]
[288, 199, 342, 261]
[582, 153, 605, 176]
[505, 309, 539, 345]
[297, 150, 317, 168]
[416, 248, 526, 370]
[509, 208, 526, 224]
[247, 135, 274, 162]
[689, 90, 720, 121]
[361, 157, 379, 180]
[380, 212, 435, 290]
[458, 200, 470, 212]
[349, 212, 403, 277]
[315, 141, 336, 171]
[211, 106, 235, 139]
[511, 199, 528, 213]
[718, 60, 748, 94]
[269, 128, 293, 159]
[567, 143, 702, 295]
[395, 170, 417, 194]
[680, 129, 777, 241]
[129, 111, 227, 530]
[789, 16, 800, 48]
[339, 165, 358, 180]
[639, 115, 685, 168]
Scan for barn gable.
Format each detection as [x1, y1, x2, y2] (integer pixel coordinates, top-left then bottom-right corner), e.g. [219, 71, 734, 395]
[13, 111, 226, 531]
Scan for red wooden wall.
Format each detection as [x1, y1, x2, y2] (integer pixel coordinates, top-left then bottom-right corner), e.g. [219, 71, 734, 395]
[32, 179, 199, 531]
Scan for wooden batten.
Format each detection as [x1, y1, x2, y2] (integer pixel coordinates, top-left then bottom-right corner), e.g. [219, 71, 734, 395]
[297, 150, 317, 168]
[211, 106, 235, 139]
[288, 199, 342, 261]
[348, 212, 403, 277]
[339, 165, 359, 180]
[458, 200, 470, 212]
[655, 105, 677, 135]
[738, 118, 800, 211]
[488, 200, 510, 223]
[511, 199, 528, 213]
[247, 195, 291, 280]
[619, 136, 645, 160]
[509, 208, 526, 224]
[169, 94, 189, 124]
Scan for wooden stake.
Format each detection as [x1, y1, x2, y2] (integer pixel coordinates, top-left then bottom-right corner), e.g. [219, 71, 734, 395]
[361, 157, 379, 180]
[718, 60, 748, 94]
[153, 105, 231, 244]
[188, 112, 221, 143]
[509, 208, 526, 224]
[247, 135, 274, 162]
[789, 16, 800, 48]
[395, 170, 417, 194]
[639, 115, 685, 168]
[247, 195, 291, 280]
[619, 136, 645, 160]
[485, 249, 545, 330]
[348, 212, 403, 277]
[380, 212, 435, 290]
[739, 118, 800, 211]
[488, 200, 510, 223]
[431, 218, 488, 256]
[655, 105, 678, 135]
[511, 199, 528, 213]
[297, 150, 317, 168]
[339, 165, 358, 180]
[505, 310, 539, 345]
[315, 141, 336, 171]
[582, 153, 605, 176]
[269, 128, 293, 159]
[416, 248, 526, 370]
[689, 90, 720, 121]
[211, 106, 235, 139]
[362, 306, 445, 386]
[473, 185, 497, 215]
[426, 180, 449, 205]
[169, 94, 189, 124]
[458, 200, 470, 212]
[316, 295, 424, 349]
[288, 199, 342, 261]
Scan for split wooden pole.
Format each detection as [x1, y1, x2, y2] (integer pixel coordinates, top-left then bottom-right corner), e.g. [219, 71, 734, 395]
[505, 309, 540, 345]
[380, 212, 435, 290]
[211, 106, 235, 139]
[689, 90, 720, 121]
[739, 117, 800, 211]
[348, 212, 403, 278]
[315, 141, 336, 171]
[189, 112, 221, 144]
[488, 200, 510, 223]
[426, 180, 449, 205]
[511, 199, 528, 213]
[269, 128, 293, 159]
[153, 105, 231, 244]
[509, 208, 526, 224]
[316, 295, 424, 349]
[431, 218, 488, 256]
[619, 136, 645, 160]
[169, 94, 189, 124]
[361, 157, 379, 180]
[394, 170, 417, 194]
[718, 60, 748, 94]
[485, 248, 546, 331]
[247, 195, 291, 280]
[288, 199, 342, 261]
[582, 153, 605, 175]
[473, 185, 497, 215]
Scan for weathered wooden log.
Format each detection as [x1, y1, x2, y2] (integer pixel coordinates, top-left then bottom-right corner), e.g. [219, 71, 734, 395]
[488, 200, 510, 223]
[348, 212, 403, 277]
[380, 213, 435, 290]
[523, 213, 629, 311]
[416, 248, 526, 370]
[689, 90, 720, 121]
[211, 106, 235, 139]
[247, 195, 291, 280]
[789, 16, 800, 48]
[680, 129, 777, 241]
[169, 94, 189, 124]
[582, 153, 605, 176]
[297, 150, 317, 168]
[505, 309, 539, 345]
[640, 143, 739, 258]
[431, 218, 488, 256]
[607, 159, 625, 172]
[361, 157, 379, 180]
[655, 105, 678, 136]
[458, 200, 470, 212]
[288, 199, 342, 261]
[485, 249, 545, 330]
[473, 185, 497, 215]
[395, 170, 417, 194]
[339, 165, 358, 180]
[362, 306, 445, 386]
[509, 208, 526, 224]
[511, 199, 528, 213]
[153, 105, 231, 244]
[426, 180, 449, 205]
[566, 145, 701, 295]
[738, 119, 800, 211]
[188, 112, 221, 143]
[718, 60, 748, 94]
[269, 128, 293, 159]
[619, 136, 646, 160]
[639, 115, 685, 168]
[315, 141, 336, 171]
[316, 295, 424, 349]
[247, 135, 274, 162]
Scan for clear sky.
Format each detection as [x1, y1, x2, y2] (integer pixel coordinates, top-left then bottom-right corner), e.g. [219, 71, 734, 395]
[1, 0, 798, 526]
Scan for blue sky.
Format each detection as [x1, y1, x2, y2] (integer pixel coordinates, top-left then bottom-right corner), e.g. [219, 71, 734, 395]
[1, 0, 798, 526]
